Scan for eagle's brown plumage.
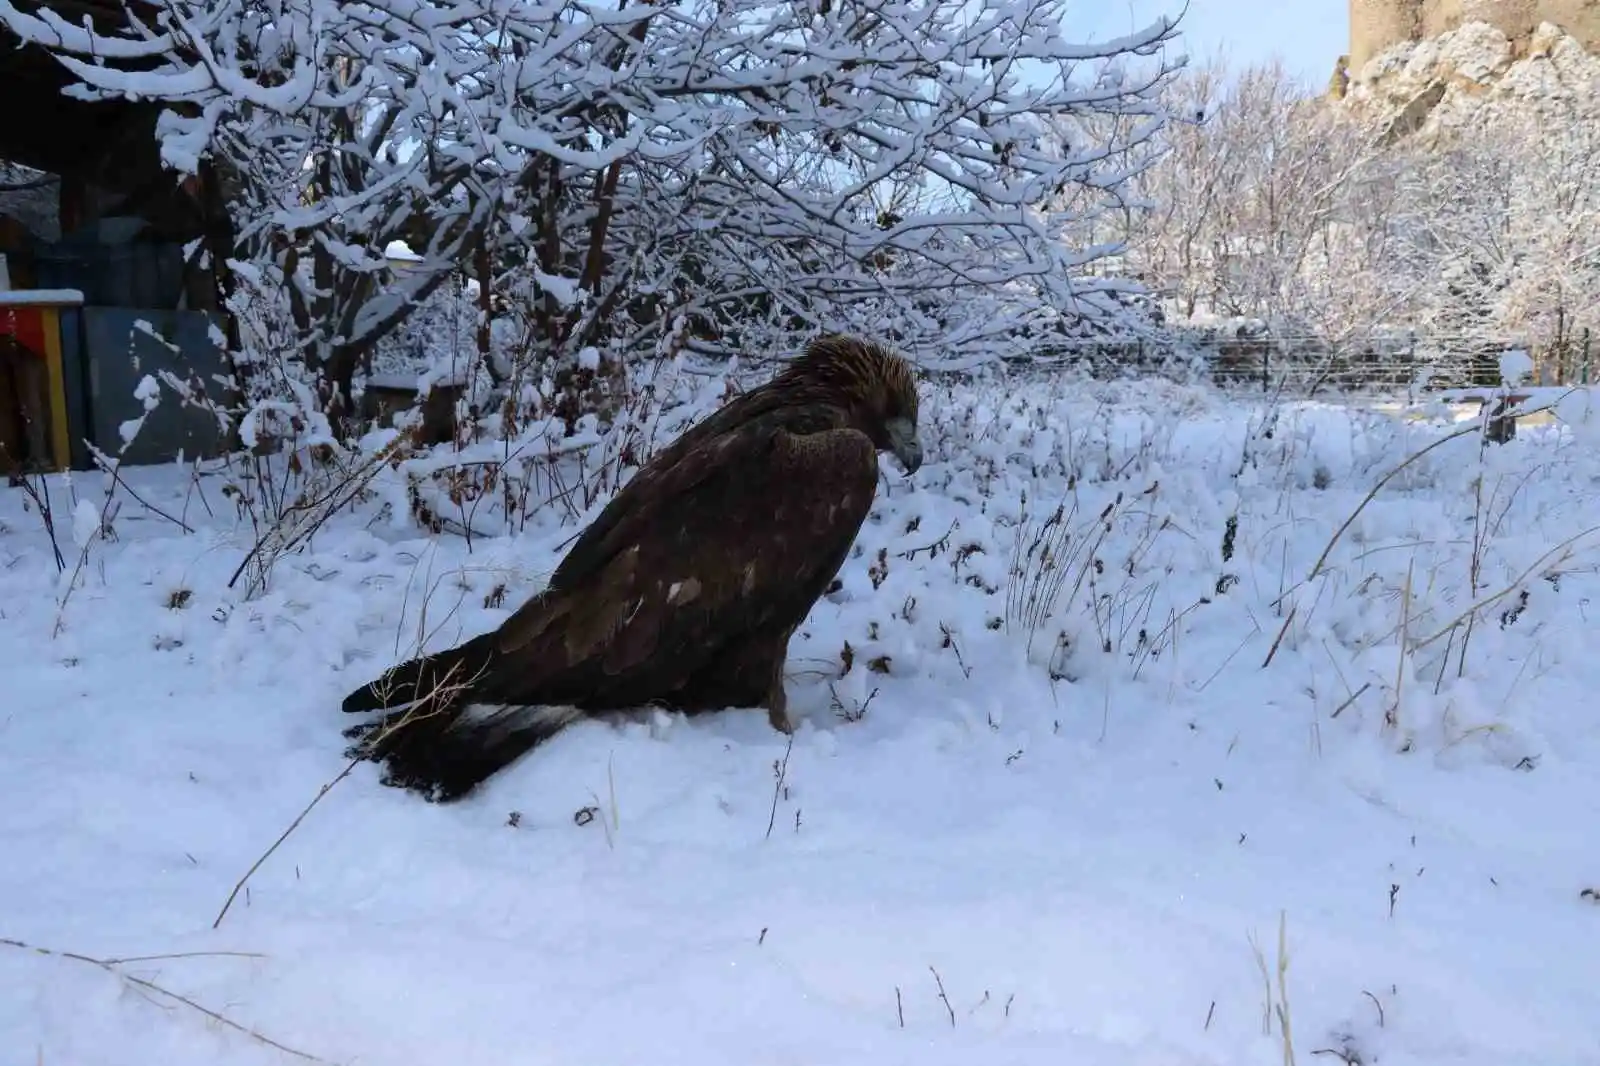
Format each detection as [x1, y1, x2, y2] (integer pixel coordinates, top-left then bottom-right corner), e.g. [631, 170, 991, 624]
[340, 334, 923, 801]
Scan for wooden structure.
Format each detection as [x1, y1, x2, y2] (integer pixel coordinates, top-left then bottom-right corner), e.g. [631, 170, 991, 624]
[1432, 387, 1536, 443]
[0, 0, 241, 471]
[0, 289, 80, 473]
[0, 0, 232, 300]
[361, 372, 464, 446]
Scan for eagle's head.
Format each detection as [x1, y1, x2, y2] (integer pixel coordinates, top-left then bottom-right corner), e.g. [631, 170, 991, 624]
[787, 333, 923, 474]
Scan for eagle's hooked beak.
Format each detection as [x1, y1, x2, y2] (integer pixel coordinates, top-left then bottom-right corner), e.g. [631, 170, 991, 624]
[885, 416, 923, 475]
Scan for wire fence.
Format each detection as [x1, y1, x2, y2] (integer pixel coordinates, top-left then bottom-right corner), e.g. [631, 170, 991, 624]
[1212, 331, 1594, 400]
[1013, 327, 1598, 402]
[369, 278, 1596, 412]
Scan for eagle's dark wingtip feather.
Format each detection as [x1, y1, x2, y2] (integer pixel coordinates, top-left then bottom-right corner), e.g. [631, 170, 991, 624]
[341, 681, 388, 714]
[340, 659, 425, 713]
[340, 633, 500, 714]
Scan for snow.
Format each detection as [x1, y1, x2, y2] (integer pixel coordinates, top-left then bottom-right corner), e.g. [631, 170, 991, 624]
[382, 240, 422, 263]
[68, 497, 102, 550]
[1498, 349, 1535, 387]
[0, 289, 85, 307]
[3, 374, 1599, 1066]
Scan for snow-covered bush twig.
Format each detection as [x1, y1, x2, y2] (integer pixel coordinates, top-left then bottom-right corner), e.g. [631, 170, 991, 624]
[50, 379, 166, 636]
[7, 469, 65, 572]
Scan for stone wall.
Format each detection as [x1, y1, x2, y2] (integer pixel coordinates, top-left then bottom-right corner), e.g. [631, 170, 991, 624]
[1349, 0, 1600, 70]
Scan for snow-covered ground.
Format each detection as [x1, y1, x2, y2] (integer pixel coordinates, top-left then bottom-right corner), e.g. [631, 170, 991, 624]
[4, 373, 1599, 1066]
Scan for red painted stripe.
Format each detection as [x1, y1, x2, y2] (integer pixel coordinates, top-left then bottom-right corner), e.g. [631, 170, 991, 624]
[0, 307, 47, 357]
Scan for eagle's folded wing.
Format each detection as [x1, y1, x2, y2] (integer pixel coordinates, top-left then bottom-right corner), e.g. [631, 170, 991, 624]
[492, 422, 881, 693]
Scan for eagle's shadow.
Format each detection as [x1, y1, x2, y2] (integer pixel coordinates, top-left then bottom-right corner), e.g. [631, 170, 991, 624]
[530, 663, 899, 752]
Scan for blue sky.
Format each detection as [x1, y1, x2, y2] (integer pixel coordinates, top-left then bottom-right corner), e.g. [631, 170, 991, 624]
[1081, 0, 1349, 85]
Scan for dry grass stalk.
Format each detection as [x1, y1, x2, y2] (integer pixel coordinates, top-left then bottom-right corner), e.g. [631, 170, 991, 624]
[1006, 490, 1142, 657]
[764, 733, 796, 842]
[0, 936, 324, 1062]
[215, 581, 493, 928]
[212, 757, 361, 931]
[1390, 558, 1414, 733]
[1248, 911, 1296, 1066]
[1305, 419, 1485, 584]
[1413, 525, 1600, 652]
[9, 464, 66, 571]
[1274, 911, 1296, 1066]
[228, 435, 408, 597]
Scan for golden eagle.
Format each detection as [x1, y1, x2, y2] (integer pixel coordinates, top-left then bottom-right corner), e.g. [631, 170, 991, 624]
[341, 334, 923, 801]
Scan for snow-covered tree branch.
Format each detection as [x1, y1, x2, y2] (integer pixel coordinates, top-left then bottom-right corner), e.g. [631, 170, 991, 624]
[0, 0, 1186, 422]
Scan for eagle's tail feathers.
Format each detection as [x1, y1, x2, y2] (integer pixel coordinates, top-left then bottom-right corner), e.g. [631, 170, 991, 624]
[347, 703, 584, 803]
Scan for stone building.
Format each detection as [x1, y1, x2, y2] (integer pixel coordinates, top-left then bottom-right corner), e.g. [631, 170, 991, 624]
[1349, 0, 1600, 70]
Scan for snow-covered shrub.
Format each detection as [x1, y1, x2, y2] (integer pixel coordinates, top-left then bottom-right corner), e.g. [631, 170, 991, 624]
[2, 0, 1186, 427]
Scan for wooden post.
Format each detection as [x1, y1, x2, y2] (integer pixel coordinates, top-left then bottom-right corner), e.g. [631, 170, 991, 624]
[58, 174, 87, 238]
[1484, 396, 1517, 444]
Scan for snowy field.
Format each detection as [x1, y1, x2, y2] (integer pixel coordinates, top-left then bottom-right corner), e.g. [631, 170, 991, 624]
[3, 371, 1599, 1066]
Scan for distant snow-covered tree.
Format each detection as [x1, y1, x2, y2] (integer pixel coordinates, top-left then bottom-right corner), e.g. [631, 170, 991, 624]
[1401, 98, 1600, 381]
[1117, 57, 1401, 340]
[1116, 45, 1600, 391]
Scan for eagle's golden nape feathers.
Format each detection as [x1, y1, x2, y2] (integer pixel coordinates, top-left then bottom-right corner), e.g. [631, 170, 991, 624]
[779, 334, 923, 474]
[339, 330, 925, 803]
[781, 334, 917, 405]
